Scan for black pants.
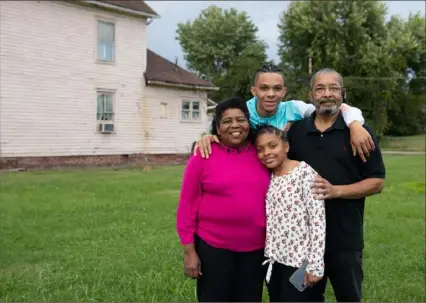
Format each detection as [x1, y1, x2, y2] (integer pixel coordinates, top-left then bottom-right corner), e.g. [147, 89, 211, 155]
[311, 250, 363, 302]
[267, 263, 319, 302]
[194, 235, 266, 302]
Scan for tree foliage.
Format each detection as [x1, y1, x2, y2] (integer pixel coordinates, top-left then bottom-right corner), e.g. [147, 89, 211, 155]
[176, 2, 425, 137]
[176, 5, 267, 101]
[277, 1, 425, 138]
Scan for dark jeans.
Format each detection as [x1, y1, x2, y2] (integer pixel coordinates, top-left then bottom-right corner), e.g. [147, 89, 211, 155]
[267, 263, 318, 302]
[312, 250, 363, 302]
[194, 235, 266, 302]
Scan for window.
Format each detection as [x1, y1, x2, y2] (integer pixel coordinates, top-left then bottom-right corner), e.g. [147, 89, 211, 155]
[160, 103, 168, 119]
[97, 20, 115, 62]
[97, 91, 114, 121]
[181, 100, 201, 121]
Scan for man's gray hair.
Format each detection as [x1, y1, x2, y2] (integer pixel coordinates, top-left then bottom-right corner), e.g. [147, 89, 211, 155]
[310, 68, 344, 89]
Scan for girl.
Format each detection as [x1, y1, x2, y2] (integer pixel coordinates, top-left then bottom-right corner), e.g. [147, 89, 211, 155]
[254, 124, 326, 302]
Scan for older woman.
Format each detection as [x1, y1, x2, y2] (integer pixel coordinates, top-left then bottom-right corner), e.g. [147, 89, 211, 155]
[176, 97, 270, 302]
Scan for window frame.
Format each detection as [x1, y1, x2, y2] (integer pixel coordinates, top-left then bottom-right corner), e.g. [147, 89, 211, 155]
[160, 102, 168, 119]
[96, 89, 115, 121]
[96, 19, 115, 63]
[180, 99, 202, 122]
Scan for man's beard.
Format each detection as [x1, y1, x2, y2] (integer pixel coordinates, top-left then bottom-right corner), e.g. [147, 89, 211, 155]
[316, 99, 340, 115]
[318, 105, 339, 115]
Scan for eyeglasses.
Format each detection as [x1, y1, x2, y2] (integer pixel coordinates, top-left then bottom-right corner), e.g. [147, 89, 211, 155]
[313, 86, 344, 95]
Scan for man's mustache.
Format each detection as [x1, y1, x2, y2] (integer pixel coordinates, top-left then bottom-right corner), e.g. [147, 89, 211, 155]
[318, 99, 338, 104]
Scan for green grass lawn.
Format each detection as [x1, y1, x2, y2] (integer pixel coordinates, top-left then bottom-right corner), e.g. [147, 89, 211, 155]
[0, 155, 425, 302]
[381, 134, 425, 152]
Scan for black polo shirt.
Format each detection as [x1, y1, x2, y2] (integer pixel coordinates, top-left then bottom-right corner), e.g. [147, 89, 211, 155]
[287, 112, 386, 252]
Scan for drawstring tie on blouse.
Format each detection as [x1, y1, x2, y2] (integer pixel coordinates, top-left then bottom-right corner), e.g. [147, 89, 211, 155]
[262, 258, 275, 283]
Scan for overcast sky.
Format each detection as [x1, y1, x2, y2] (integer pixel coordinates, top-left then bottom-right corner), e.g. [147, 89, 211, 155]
[146, 1, 425, 69]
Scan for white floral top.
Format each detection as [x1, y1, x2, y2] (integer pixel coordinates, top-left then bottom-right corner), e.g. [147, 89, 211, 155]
[263, 161, 326, 282]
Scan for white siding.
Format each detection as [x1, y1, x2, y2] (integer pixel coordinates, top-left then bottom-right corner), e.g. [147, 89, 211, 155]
[0, 1, 147, 157]
[142, 85, 210, 154]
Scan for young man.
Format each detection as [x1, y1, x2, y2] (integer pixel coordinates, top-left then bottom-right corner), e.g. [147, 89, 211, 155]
[287, 68, 386, 302]
[195, 63, 375, 160]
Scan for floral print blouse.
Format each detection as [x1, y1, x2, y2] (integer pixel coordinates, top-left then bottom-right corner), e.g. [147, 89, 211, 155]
[263, 161, 326, 282]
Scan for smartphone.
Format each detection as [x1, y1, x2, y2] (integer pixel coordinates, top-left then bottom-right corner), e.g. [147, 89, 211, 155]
[289, 260, 309, 292]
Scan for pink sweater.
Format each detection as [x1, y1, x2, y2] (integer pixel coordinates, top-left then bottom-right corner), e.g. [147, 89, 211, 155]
[176, 143, 271, 252]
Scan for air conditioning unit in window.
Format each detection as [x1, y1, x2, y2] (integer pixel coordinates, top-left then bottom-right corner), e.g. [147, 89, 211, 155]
[98, 122, 114, 133]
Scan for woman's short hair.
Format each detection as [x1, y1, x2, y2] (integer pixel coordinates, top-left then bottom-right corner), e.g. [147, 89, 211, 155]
[211, 97, 251, 137]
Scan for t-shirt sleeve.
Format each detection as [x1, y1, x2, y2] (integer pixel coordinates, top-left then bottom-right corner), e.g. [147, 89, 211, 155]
[176, 153, 203, 245]
[285, 100, 307, 122]
[289, 100, 316, 119]
[340, 103, 365, 125]
[360, 126, 386, 179]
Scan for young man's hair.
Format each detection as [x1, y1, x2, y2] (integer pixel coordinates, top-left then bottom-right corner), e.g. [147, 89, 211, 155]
[253, 63, 285, 85]
[211, 97, 252, 138]
[253, 124, 289, 143]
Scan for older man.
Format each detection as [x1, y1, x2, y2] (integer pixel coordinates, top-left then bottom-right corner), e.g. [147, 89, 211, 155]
[287, 68, 386, 302]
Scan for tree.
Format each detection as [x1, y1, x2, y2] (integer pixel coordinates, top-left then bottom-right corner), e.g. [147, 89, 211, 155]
[214, 43, 269, 101]
[176, 5, 267, 101]
[383, 13, 426, 135]
[404, 13, 426, 97]
[278, 1, 388, 77]
[277, 0, 425, 137]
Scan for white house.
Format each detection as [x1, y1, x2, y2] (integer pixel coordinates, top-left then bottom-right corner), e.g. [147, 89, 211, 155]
[0, 0, 218, 169]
